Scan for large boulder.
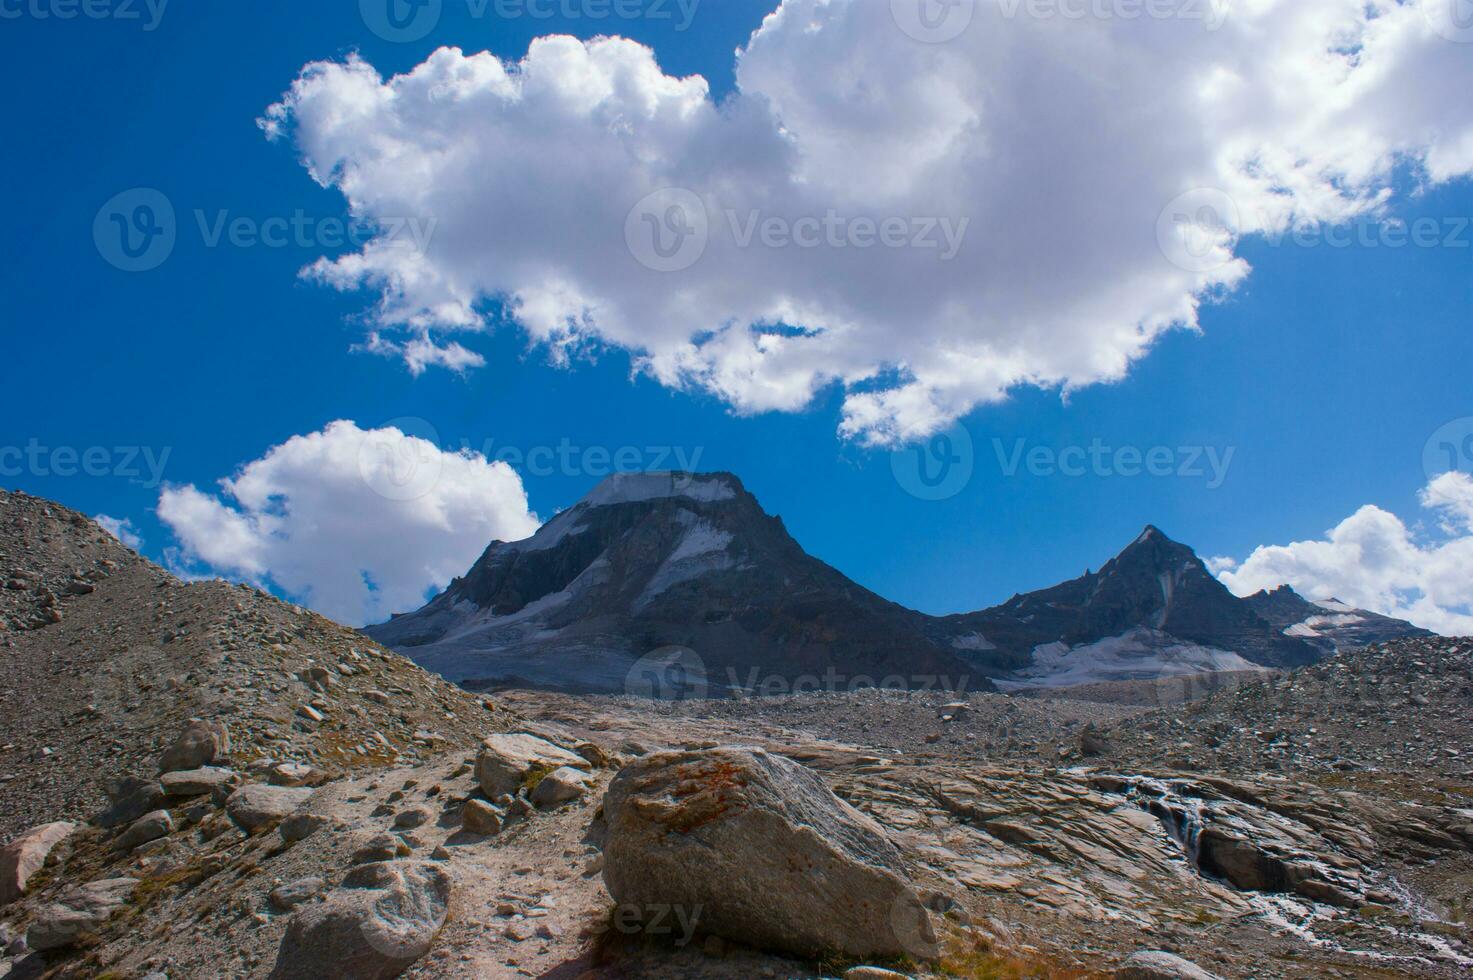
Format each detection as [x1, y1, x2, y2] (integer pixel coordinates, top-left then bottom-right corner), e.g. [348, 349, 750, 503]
[159, 719, 230, 773]
[268, 861, 451, 980]
[475, 734, 590, 798]
[27, 878, 138, 950]
[602, 746, 938, 962]
[0, 822, 74, 906]
[1116, 951, 1224, 980]
[226, 785, 314, 833]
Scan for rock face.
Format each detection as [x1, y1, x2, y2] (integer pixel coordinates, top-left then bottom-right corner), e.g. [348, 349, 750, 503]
[226, 785, 314, 833]
[475, 734, 590, 798]
[602, 746, 938, 962]
[268, 861, 451, 980]
[28, 877, 139, 950]
[1116, 950, 1224, 979]
[0, 821, 74, 905]
[159, 719, 230, 773]
[97, 775, 166, 829]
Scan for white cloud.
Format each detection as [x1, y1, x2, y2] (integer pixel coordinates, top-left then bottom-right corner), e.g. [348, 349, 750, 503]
[262, 1, 1473, 444]
[1218, 472, 1473, 636]
[157, 421, 540, 626]
[94, 514, 142, 551]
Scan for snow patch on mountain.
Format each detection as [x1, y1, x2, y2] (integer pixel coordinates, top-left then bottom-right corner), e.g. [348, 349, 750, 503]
[951, 632, 998, 651]
[995, 627, 1269, 690]
[637, 512, 736, 607]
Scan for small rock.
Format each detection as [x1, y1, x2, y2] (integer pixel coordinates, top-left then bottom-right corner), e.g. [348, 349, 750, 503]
[159, 719, 230, 773]
[529, 767, 592, 809]
[226, 785, 314, 833]
[270, 876, 326, 912]
[0, 822, 75, 906]
[462, 799, 504, 836]
[161, 766, 237, 798]
[352, 833, 411, 865]
[1116, 950, 1225, 980]
[280, 813, 328, 845]
[393, 806, 433, 830]
[28, 878, 139, 950]
[475, 734, 591, 799]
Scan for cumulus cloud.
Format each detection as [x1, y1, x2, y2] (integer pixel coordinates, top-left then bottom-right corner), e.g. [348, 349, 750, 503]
[1218, 473, 1473, 636]
[261, 0, 1473, 443]
[94, 514, 142, 551]
[157, 421, 540, 626]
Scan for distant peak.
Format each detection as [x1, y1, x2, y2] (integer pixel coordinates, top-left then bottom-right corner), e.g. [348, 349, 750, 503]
[581, 471, 743, 508]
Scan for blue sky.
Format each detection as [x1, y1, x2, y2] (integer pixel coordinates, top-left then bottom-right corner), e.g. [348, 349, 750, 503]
[2, 0, 1470, 626]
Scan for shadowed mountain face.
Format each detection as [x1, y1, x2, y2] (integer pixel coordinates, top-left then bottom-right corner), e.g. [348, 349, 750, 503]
[365, 472, 982, 695]
[367, 476, 1432, 695]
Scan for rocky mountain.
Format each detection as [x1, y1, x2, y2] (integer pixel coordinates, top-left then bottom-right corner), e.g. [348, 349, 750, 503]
[938, 526, 1327, 690]
[365, 472, 981, 696]
[369, 478, 1441, 696]
[1244, 584, 1432, 653]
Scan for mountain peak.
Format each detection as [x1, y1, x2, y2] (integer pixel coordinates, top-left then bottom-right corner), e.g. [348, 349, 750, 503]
[581, 471, 745, 508]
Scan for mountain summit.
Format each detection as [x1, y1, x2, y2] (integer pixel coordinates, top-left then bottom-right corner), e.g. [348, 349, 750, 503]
[365, 472, 978, 694]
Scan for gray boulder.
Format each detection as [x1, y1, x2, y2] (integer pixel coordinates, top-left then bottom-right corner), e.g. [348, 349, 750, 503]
[461, 799, 503, 836]
[475, 734, 590, 798]
[1116, 951, 1225, 980]
[115, 810, 173, 851]
[226, 785, 314, 833]
[0, 821, 74, 906]
[268, 861, 451, 980]
[27, 877, 138, 950]
[159, 719, 230, 773]
[602, 746, 938, 962]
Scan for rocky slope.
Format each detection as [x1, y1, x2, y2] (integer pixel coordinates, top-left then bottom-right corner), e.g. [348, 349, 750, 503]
[1245, 585, 1434, 654]
[1, 488, 1468, 980]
